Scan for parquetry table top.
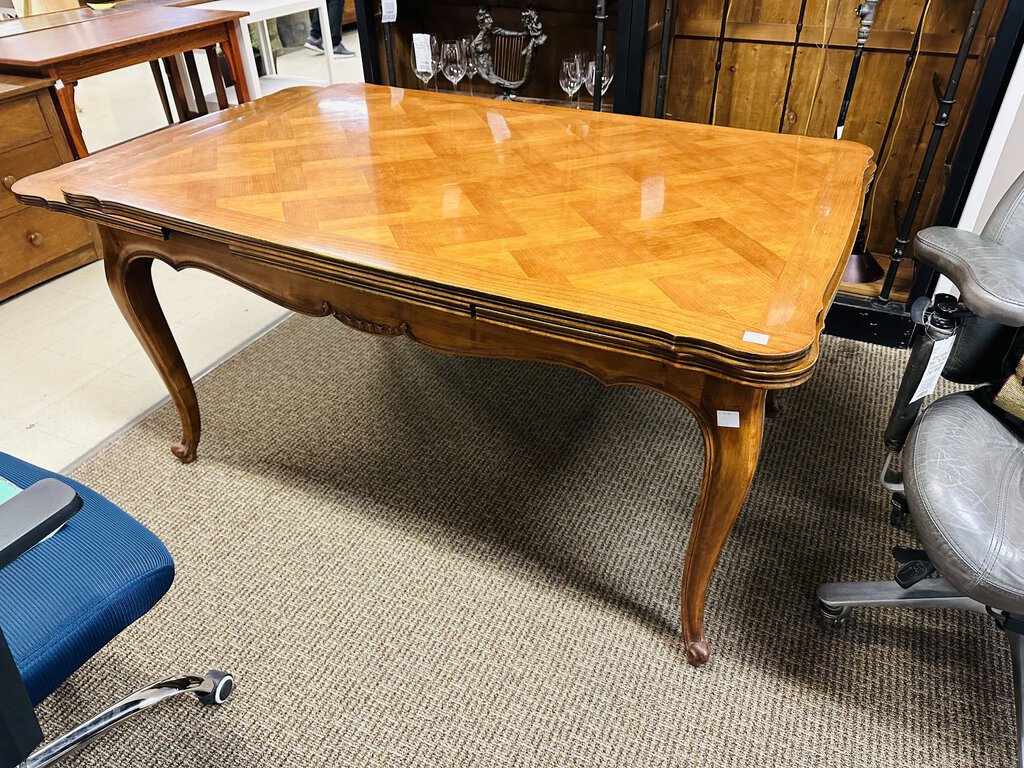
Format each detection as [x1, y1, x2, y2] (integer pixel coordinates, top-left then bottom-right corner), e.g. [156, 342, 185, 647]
[15, 84, 873, 380]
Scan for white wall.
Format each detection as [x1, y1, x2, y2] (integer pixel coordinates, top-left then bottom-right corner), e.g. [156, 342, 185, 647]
[958, 46, 1024, 233]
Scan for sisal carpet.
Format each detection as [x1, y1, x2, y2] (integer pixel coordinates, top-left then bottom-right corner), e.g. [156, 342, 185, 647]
[37, 315, 1011, 767]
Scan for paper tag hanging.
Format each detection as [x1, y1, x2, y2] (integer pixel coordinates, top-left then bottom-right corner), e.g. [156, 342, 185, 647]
[910, 335, 956, 403]
[382, 0, 397, 23]
[412, 33, 432, 70]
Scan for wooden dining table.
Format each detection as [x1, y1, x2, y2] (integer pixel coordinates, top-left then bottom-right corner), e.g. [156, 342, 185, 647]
[0, 5, 250, 158]
[13, 84, 874, 666]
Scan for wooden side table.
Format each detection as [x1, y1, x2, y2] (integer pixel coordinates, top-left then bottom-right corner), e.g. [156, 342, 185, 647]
[0, 74, 95, 301]
[0, 7, 251, 157]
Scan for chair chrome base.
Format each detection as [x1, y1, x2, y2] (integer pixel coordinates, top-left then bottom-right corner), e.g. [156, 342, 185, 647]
[817, 576, 987, 620]
[818, 577, 1024, 767]
[20, 669, 233, 768]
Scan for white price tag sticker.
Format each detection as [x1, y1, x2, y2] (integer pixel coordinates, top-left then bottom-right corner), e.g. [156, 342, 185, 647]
[640, 175, 664, 219]
[910, 335, 956, 403]
[742, 331, 770, 345]
[716, 410, 741, 428]
[487, 111, 511, 142]
[54, 79, 65, 91]
[412, 33, 432, 71]
[382, 0, 397, 23]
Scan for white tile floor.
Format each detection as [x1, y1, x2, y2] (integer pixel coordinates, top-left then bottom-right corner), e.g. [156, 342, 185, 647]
[0, 29, 364, 471]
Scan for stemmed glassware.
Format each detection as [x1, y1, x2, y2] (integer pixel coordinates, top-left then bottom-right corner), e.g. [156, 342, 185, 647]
[460, 34, 478, 96]
[584, 51, 614, 103]
[440, 39, 468, 93]
[559, 57, 583, 108]
[410, 33, 440, 91]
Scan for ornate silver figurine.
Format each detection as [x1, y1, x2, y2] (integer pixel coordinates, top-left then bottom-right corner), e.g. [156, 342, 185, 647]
[471, 5, 547, 99]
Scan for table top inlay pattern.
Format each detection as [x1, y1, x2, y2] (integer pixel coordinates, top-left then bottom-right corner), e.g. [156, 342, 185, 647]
[15, 84, 873, 376]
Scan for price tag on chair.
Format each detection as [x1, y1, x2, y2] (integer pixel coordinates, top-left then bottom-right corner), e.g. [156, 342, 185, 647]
[910, 335, 956, 403]
[382, 0, 397, 23]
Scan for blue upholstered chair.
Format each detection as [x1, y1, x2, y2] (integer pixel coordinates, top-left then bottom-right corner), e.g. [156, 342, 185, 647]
[0, 452, 233, 768]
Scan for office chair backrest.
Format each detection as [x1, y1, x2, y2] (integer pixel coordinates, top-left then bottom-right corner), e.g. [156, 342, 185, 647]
[943, 169, 1024, 386]
[981, 169, 1024, 251]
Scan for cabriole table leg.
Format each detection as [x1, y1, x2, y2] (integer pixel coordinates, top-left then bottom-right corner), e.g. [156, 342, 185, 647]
[676, 378, 766, 666]
[101, 226, 201, 463]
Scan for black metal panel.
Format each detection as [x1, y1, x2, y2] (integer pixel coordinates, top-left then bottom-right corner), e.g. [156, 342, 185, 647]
[825, 294, 917, 348]
[0, 626, 42, 767]
[354, 0, 383, 85]
[613, 0, 648, 115]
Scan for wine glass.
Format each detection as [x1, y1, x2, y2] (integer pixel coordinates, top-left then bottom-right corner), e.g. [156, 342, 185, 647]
[461, 34, 477, 96]
[572, 50, 589, 108]
[440, 39, 467, 93]
[410, 33, 440, 90]
[558, 57, 583, 108]
[584, 52, 614, 103]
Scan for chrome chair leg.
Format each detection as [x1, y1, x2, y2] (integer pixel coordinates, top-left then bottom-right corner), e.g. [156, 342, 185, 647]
[21, 669, 233, 768]
[817, 577, 988, 625]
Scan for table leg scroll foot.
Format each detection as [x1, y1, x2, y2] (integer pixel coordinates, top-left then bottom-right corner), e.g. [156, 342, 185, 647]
[678, 379, 766, 667]
[101, 226, 201, 464]
[684, 639, 711, 666]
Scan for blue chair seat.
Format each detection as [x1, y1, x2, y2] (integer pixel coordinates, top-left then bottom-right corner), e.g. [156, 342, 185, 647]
[0, 452, 174, 705]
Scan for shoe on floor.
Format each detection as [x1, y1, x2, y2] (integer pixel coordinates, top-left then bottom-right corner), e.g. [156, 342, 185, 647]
[304, 36, 324, 53]
[333, 41, 356, 58]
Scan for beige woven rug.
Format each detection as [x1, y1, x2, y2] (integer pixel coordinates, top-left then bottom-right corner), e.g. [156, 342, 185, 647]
[37, 315, 1011, 767]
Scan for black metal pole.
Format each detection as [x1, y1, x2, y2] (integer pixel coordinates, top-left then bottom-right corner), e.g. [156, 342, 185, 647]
[883, 294, 959, 451]
[843, 3, 931, 282]
[876, 0, 986, 304]
[654, 0, 676, 118]
[835, 1, 878, 139]
[593, 0, 608, 111]
[708, 0, 731, 124]
[777, 0, 809, 132]
[613, 0, 647, 115]
[354, 0, 382, 84]
[383, 19, 396, 87]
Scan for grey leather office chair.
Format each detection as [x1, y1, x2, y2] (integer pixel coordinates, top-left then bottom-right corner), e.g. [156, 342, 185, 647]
[818, 169, 1024, 766]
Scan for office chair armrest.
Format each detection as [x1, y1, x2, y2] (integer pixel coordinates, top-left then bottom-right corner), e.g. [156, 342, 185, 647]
[0, 478, 82, 571]
[914, 227, 1024, 327]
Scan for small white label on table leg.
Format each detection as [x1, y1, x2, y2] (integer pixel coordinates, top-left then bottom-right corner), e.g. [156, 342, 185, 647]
[716, 410, 741, 428]
[742, 331, 770, 345]
[54, 79, 65, 91]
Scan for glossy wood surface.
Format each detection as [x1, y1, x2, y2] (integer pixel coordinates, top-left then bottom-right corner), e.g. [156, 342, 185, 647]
[643, 0, 1008, 303]
[0, 7, 250, 158]
[0, 7, 128, 37]
[18, 84, 873, 379]
[0, 7, 246, 66]
[0, 73, 51, 99]
[15, 85, 872, 665]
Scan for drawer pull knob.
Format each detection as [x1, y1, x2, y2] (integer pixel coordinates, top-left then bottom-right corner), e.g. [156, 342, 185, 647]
[27, 231, 42, 246]
[2, 175, 15, 190]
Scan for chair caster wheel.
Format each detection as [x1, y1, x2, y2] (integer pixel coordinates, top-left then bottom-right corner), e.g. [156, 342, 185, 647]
[198, 670, 234, 705]
[818, 600, 850, 630]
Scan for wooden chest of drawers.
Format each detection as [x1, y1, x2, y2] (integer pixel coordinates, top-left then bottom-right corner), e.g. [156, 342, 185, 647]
[0, 74, 95, 302]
